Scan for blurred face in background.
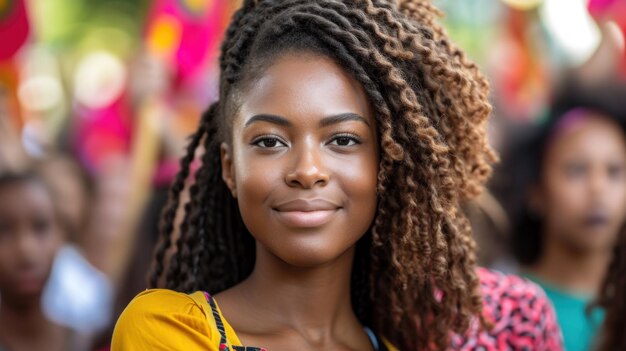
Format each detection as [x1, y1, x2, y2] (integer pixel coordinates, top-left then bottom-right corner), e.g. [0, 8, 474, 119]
[37, 157, 89, 240]
[535, 112, 626, 254]
[0, 179, 64, 303]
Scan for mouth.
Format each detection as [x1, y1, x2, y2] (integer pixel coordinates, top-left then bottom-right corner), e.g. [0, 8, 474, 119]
[272, 199, 341, 228]
[583, 212, 610, 228]
[13, 272, 46, 294]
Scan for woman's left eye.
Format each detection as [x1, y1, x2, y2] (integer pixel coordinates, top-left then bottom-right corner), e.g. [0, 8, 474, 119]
[328, 135, 360, 147]
[252, 137, 287, 148]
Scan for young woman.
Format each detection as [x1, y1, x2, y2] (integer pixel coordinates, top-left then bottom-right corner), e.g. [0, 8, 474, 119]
[0, 172, 67, 351]
[500, 80, 626, 351]
[111, 1, 557, 350]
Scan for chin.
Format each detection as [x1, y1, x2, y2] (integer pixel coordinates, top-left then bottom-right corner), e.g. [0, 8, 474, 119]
[570, 233, 618, 253]
[285, 254, 340, 268]
[267, 241, 354, 268]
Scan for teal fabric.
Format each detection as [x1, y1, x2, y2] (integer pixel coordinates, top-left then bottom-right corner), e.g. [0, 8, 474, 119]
[525, 274, 604, 351]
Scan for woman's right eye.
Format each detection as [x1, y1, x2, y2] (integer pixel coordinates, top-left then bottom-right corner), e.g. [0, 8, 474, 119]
[564, 163, 587, 178]
[253, 137, 287, 148]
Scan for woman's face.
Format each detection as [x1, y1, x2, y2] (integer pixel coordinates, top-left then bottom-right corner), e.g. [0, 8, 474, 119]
[221, 53, 379, 267]
[0, 180, 63, 300]
[536, 113, 626, 253]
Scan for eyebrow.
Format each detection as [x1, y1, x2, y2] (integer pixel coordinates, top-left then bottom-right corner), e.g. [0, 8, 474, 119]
[244, 114, 291, 127]
[320, 113, 370, 127]
[244, 113, 370, 128]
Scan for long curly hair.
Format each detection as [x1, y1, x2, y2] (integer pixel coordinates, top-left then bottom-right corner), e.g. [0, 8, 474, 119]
[148, 0, 495, 349]
[596, 231, 626, 351]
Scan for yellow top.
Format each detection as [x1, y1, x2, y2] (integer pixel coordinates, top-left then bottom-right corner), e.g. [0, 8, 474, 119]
[112, 289, 398, 351]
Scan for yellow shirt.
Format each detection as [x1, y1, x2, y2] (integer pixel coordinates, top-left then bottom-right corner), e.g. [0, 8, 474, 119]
[112, 289, 244, 350]
[112, 289, 397, 351]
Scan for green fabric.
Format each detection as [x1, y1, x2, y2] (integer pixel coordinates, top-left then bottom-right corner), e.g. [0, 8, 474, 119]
[525, 274, 604, 351]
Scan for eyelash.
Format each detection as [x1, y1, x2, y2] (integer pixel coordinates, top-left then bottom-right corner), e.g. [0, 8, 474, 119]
[251, 133, 362, 148]
[327, 133, 362, 147]
[251, 135, 288, 148]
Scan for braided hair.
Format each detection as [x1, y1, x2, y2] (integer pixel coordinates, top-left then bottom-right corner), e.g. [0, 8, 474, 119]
[149, 1, 496, 349]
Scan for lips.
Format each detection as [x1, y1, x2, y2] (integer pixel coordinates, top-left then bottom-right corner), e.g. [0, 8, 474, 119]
[12, 270, 47, 294]
[583, 212, 610, 228]
[273, 199, 341, 228]
[15, 276, 45, 293]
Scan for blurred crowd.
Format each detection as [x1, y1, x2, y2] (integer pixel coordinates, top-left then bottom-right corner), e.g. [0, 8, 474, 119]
[0, 0, 625, 350]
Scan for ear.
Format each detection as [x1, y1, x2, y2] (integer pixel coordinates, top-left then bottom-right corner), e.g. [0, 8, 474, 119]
[220, 142, 237, 198]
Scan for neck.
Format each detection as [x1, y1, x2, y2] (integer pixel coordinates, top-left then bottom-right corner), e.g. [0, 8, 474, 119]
[227, 245, 360, 335]
[0, 293, 50, 337]
[0, 293, 68, 351]
[530, 234, 611, 296]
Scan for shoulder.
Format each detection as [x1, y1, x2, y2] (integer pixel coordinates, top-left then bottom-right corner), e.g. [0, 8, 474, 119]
[477, 266, 549, 300]
[112, 289, 219, 350]
[114, 289, 210, 328]
[123, 289, 208, 314]
[476, 267, 558, 322]
[450, 268, 564, 350]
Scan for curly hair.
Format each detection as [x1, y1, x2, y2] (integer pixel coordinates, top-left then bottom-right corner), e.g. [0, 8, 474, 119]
[596, 231, 626, 351]
[148, 0, 496, 349]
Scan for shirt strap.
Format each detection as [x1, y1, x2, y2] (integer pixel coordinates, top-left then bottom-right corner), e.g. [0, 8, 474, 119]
[201, 292, 266, 351]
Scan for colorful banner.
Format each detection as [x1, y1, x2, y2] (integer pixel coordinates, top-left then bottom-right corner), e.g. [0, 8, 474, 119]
[0, 0, 30, 60]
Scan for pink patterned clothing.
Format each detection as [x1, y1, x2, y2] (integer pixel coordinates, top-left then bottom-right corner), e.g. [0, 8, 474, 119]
[450, 268, 564, 351]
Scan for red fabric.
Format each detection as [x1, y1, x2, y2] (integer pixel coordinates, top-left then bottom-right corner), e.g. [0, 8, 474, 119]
[0, 0, 30, 60]
[450, 268, 564, 351]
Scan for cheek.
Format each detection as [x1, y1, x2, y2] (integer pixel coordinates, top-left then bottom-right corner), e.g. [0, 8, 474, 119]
[234, 150, 284, 204]
[34, 227, 64, 264]
[607, 182, 626, 221]
[232, 149, 284, 234]
[543, 172, 587, 216]
[46, 230, 64, 257]
[0, 246, 12, 273]
[328, 152, 379, 234]
[336, 157, 378, 205]
[609, 178, 626, 201]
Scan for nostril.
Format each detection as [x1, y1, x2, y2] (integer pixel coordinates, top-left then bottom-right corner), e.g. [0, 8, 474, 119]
[285, 169, 329, 189]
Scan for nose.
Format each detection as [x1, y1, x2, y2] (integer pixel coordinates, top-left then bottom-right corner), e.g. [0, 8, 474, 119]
[588, 167, 611, 202]
[285, 141, 329, 189]
[16, 231, 41, 263]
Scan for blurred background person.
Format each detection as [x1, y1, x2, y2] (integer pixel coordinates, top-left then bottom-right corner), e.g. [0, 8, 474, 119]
[0, 170, 68, 351]
[496, 80, 626, 351]
[36, 155, 115, 348]
[0, 160, 118, 350]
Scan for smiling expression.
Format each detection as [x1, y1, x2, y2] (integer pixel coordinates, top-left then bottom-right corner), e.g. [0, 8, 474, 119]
[221, 53, 379, 268]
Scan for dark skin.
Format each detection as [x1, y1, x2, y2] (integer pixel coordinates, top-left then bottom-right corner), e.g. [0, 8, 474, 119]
[217, 53, 379, 350]
[529, 114, 626, 295]
[0, 180, 68, 351]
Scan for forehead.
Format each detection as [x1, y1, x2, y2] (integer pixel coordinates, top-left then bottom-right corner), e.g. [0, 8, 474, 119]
[548, 113, 626, 157]
[0, 181, 54, 215]
[237, 53, 373, 126]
